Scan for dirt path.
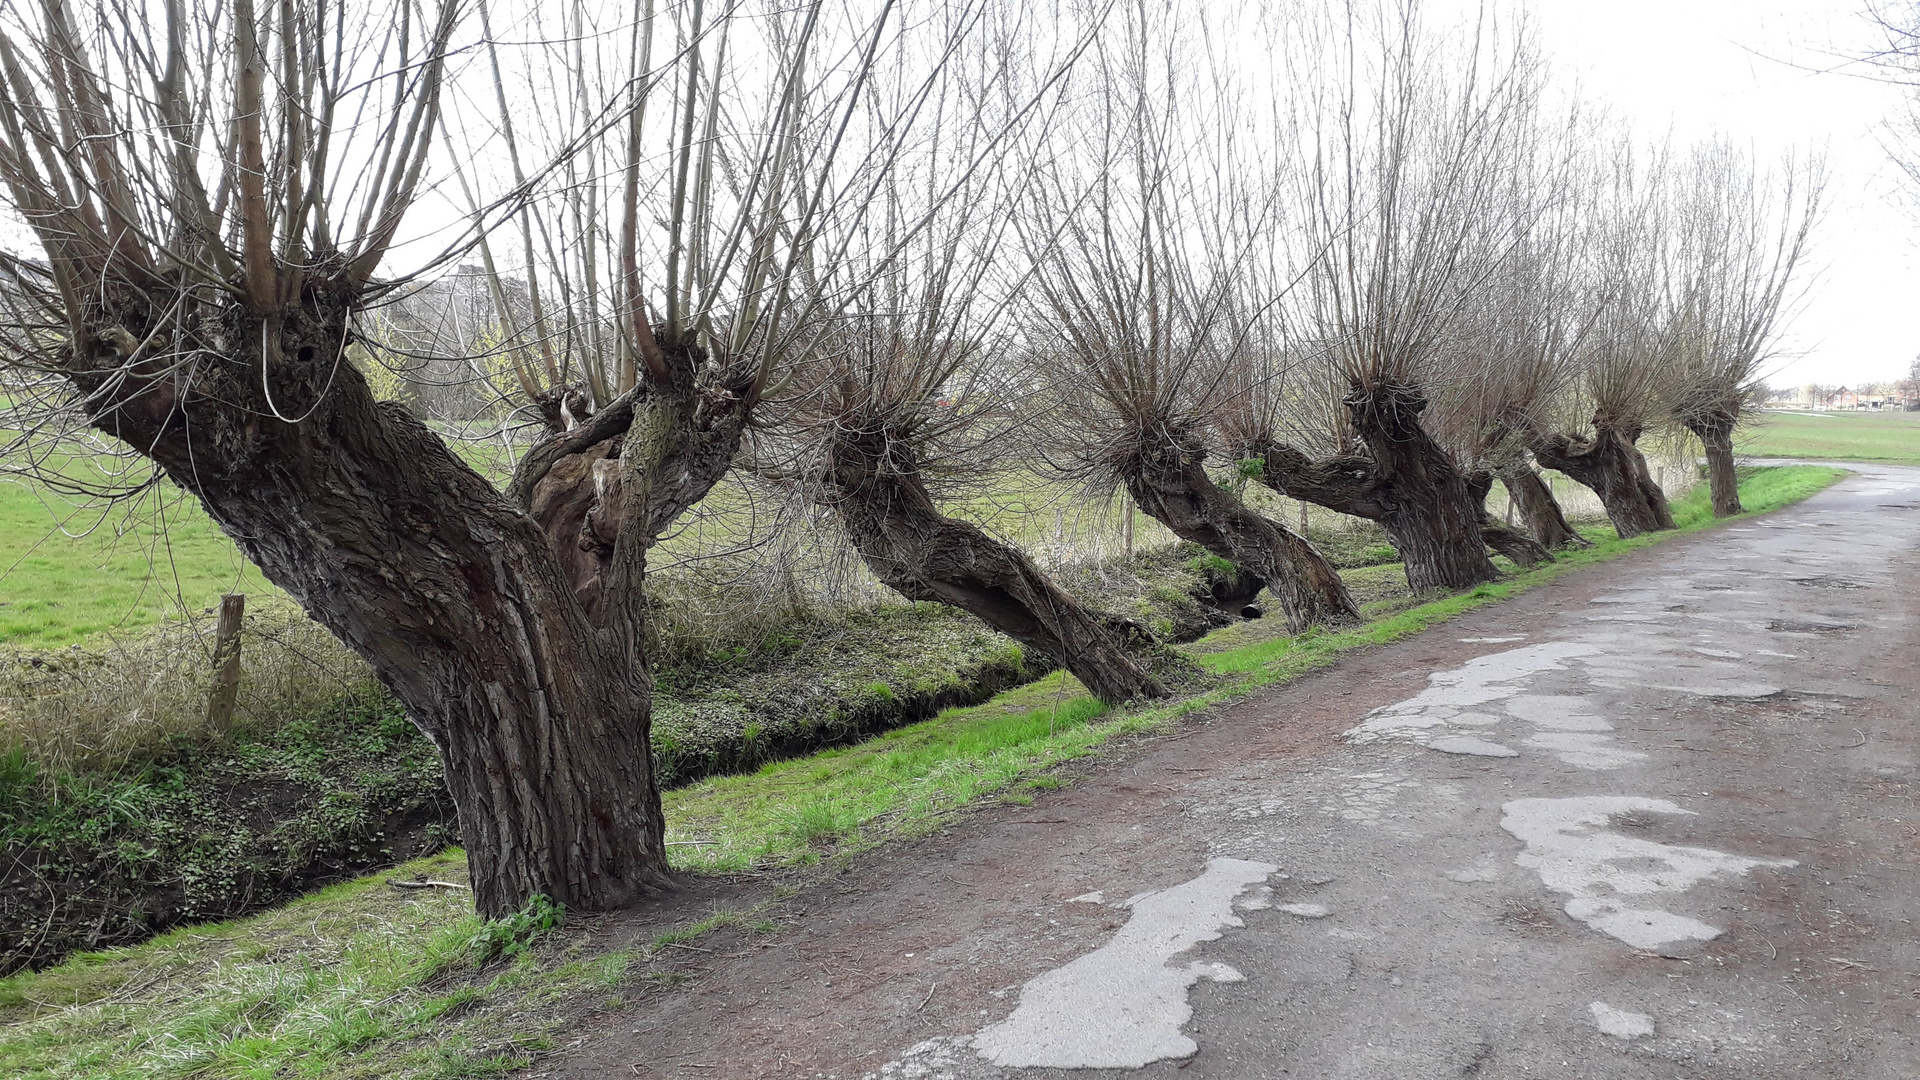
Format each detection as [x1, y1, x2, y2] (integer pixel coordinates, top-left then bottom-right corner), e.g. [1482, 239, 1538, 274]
[537, 465, 1920, 1080]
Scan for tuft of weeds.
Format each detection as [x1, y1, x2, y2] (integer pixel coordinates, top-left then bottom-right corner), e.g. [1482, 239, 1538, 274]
[464, 895, 565, 968]
[775, 795, 857, 846]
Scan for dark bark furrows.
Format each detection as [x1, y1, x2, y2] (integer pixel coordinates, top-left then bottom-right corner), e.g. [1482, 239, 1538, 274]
[1529, 421, 1675, 539]
[1684, 413, 1743, 518]
[1497, 464, 1590, 551]
[1467, 471, 1554, 568]
[1252, 383, 1501, 592]
[1120, 438, 1358, 633]
[85, 298, 670, 917]
[520, 353, 751, 619]
[824, 436, 1165, 705]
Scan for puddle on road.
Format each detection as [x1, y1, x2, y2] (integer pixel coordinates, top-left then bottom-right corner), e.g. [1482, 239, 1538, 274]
[1501, 797, 1795, 950]
[866, 859, 1277, 1078]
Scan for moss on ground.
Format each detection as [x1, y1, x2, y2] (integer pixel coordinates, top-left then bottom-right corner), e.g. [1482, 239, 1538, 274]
[650, 605, 1039, 785]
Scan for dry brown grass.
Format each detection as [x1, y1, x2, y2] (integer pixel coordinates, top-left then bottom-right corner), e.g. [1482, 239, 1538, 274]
[0, 602, 375, 781]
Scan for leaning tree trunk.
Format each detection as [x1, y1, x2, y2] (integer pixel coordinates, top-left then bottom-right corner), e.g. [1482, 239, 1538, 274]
[1252, 383, 1500, 592]
[1496, 463, 1590, 551]
[1685, 413, 1743, 517]
[1120, 434, 1357, 633]
[1529, 420, 1673, 539]
[1466, 472, 1553, 568]
[823, 434, 1165, 704]
[80, 290, 670, 917]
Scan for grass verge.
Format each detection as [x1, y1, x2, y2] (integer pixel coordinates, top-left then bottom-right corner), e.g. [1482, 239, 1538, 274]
[0, 465, 1846, 1079]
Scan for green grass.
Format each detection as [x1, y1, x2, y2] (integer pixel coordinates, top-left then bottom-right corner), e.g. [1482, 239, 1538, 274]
[0, 464, 1846, 1079]
[1739, 409, 1920, 465]
[0, 483, 277, 648]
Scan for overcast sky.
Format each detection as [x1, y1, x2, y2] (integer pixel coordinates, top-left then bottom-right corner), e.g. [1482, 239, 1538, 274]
[1506, 0, 1918, 389]
[1, 1, 1908, 389]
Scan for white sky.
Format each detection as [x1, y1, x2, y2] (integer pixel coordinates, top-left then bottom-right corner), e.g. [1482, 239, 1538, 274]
[1, 1, 1911, 390]
[1509, 0, 1919, 389]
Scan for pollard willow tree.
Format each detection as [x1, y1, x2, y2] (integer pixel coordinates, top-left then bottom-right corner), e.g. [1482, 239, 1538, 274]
[449, 0, 994, 627]
[756, 6, 1170, 703]
[1017, 4, 1359, 633]
[1428, 119, 1596, 557]
[1663, 142, 1822, 518]
[1523, 139, 1681, 539]
[1439, 254, 1591, 556]
[1246, 7, 1546, 591]
[0, 0, 980, 917]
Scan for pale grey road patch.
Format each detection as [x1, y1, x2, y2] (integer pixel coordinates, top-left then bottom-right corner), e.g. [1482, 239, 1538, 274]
[1589, 1002, 1655, 1040]
[868, 859, 1276, 1077]
[1501, 796, 1796, 949]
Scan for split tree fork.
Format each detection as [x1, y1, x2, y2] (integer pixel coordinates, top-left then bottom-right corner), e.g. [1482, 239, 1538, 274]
[1464, 470, 1555, 568]
[819, 424, 1168, 704]
[1112, 419, 1359, 633]
[1493, 459, 1590, 552]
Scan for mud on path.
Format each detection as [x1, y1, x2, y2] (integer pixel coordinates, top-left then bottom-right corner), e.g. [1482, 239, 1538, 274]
[532, 465, 1920, 1080]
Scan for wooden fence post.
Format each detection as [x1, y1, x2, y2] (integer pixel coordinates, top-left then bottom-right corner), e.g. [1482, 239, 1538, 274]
[206, 593, 245, 728]
[1121, 500, 1134, 559]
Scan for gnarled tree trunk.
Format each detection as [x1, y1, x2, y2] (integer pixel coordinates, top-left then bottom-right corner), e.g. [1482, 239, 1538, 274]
[1497, 463, 1590, 550]
[823, 433, 1165, 704]
[1683, 413, 1743, 517]
[509, 349, 752, 618]
[1466, 472, 1553, 568]
[1119, 435, 1357, 633]
[1529, 419, 1675, 539]
[81, 289, 670, 918]
[1251, 384, 1501, 592]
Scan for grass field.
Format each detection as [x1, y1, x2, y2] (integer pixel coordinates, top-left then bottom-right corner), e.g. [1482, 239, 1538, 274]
[0, 463, 1387, 650]
[1739, 408, 1920, 465]
[0, 464, 1846, 1080]
[0, 482, 275, 647]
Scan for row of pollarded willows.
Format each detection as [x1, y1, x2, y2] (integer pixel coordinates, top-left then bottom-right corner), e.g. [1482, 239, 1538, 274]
[0, 0, 1814, 920]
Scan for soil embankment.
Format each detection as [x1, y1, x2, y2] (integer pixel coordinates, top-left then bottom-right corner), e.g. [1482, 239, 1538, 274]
[0, 540, 1343, 973]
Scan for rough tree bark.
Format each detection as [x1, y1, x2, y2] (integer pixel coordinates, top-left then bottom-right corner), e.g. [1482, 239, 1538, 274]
[509, 348, 752, 619]
[1249, 384, 1501, 592]
[78, 287, 670, 917]
[1496, 463, 1591, 551]
[1465, 472, 1554, 568]
[1682, 412, 1743, 518]
[822, 431, 1166, 704]
[1528, 417, 1676, 539]
[1118, 432, 1358, 633]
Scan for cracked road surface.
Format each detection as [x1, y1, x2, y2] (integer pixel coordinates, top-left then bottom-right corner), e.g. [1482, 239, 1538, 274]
[544, 465, 1919, 1080]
